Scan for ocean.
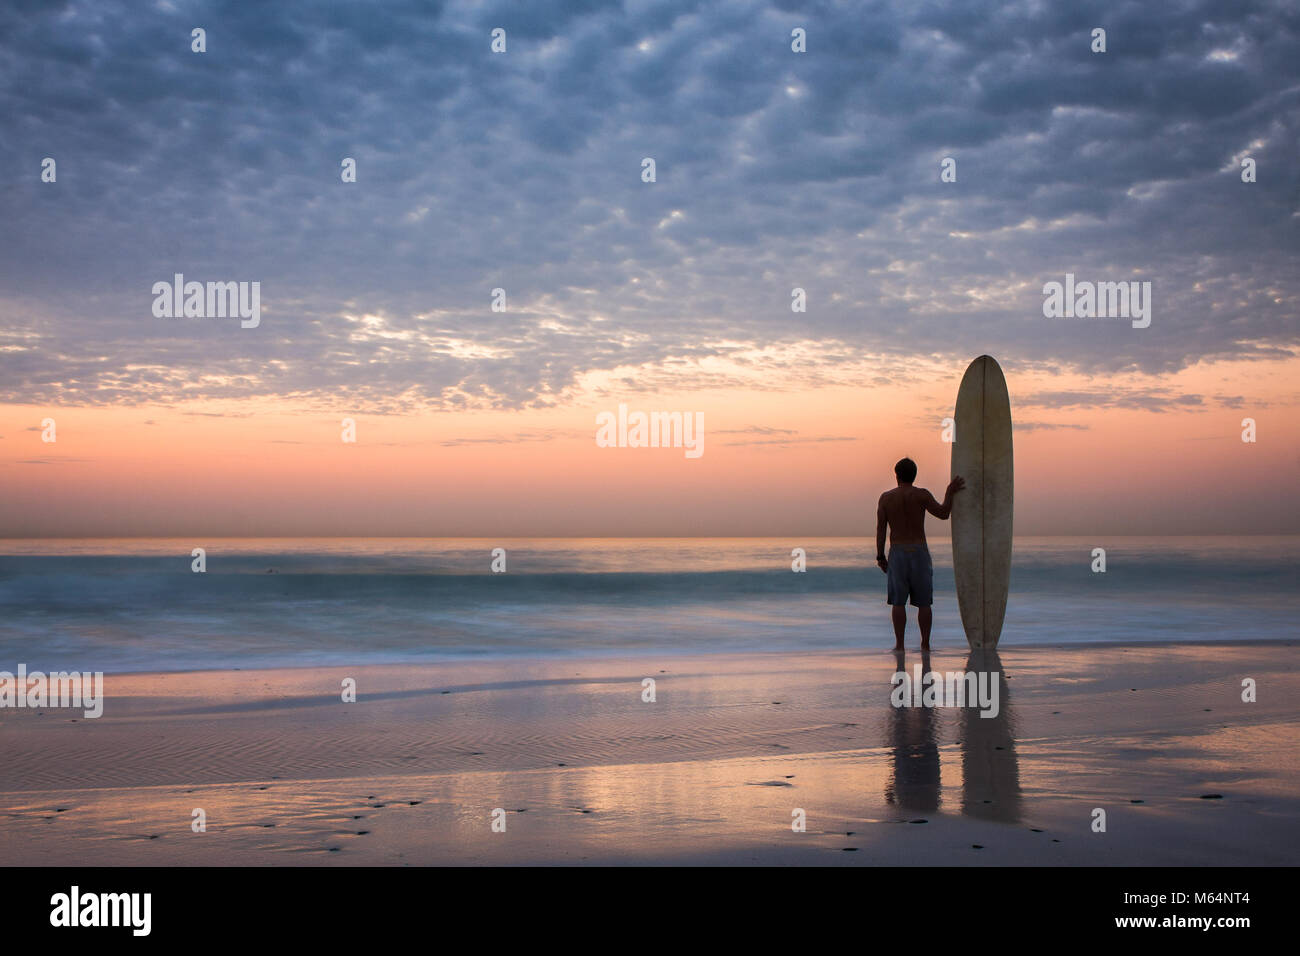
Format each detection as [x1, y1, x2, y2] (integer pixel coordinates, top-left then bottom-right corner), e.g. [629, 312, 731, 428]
[0, 537, 1295, 672]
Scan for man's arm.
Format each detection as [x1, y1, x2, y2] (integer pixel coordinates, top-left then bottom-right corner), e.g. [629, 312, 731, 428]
[924, 475, 966, 520]
[875, 495, 889, 571]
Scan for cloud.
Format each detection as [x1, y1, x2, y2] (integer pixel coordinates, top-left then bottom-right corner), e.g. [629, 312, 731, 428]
[0, 0, 1296, 410]
[12, 457, 93, 464]
[721, 435, 858, 447]
[1012, 421, 1091, 432]
[1018, 387, 1212, 413]
[714, 425, 799, 436]
[439, 430, 561, 447]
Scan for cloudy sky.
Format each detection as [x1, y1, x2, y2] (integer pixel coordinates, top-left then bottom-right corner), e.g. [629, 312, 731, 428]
[1, 0, 1297, 535]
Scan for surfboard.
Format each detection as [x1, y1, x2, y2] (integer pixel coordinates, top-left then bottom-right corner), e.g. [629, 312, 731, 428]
[951, 355, 1013, 649]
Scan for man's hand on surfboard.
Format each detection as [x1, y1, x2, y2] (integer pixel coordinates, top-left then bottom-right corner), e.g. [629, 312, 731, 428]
[946, 475, 966, 496]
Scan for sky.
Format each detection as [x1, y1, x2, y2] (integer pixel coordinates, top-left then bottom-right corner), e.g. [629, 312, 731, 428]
[1, 0, 1298, 536]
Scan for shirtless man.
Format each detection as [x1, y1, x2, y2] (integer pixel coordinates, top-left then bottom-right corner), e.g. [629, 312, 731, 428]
[876, 457, 965, 650]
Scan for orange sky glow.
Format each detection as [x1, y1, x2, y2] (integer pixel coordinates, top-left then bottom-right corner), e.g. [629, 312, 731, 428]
[3, 351, 1296, 537]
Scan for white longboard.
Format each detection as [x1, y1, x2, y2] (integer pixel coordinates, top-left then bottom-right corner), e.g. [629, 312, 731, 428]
[951, 355, 1014, 649]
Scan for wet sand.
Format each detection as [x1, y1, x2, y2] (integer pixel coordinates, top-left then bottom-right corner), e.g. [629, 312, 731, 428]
[2, 642, 1297, 865]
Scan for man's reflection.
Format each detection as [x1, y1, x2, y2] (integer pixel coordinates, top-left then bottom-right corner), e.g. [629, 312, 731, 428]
[883, 648, 1022, 822]
[884, 649, 941, 811]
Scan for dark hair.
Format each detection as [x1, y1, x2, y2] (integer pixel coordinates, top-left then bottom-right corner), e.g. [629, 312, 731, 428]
[894, 457, 917, 483]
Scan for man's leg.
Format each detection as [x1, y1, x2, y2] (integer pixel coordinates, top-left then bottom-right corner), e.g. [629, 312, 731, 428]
[885, 546, 908, 650]
[914, 547, 935, 650]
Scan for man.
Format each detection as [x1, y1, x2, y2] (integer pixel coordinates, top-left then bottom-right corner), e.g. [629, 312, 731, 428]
[876, 458, 965, 650]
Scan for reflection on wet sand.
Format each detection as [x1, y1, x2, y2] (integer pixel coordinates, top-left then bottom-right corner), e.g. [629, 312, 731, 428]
[883, 649, 1022, 823]
[6, 644, 1296, 864]
[960, 650, 1021, 823]
[884, 649, 941, 812]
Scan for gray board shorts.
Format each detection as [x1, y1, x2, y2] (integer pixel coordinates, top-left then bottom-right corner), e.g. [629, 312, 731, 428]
[886, 544, 933, 607]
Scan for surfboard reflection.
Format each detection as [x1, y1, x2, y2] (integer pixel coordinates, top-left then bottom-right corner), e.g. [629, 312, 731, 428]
[959, 649, 1022, 823]
[883, 649, 1022, 822]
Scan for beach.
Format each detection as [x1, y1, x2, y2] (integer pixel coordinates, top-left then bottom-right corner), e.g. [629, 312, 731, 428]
[3, 641, 1296, 866]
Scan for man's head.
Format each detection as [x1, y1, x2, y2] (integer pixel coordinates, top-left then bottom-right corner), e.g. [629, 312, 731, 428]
[894, 457, 917, 484]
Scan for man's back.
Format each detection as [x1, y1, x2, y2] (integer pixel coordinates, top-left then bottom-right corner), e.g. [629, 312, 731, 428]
[878, 485, 943, 549]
